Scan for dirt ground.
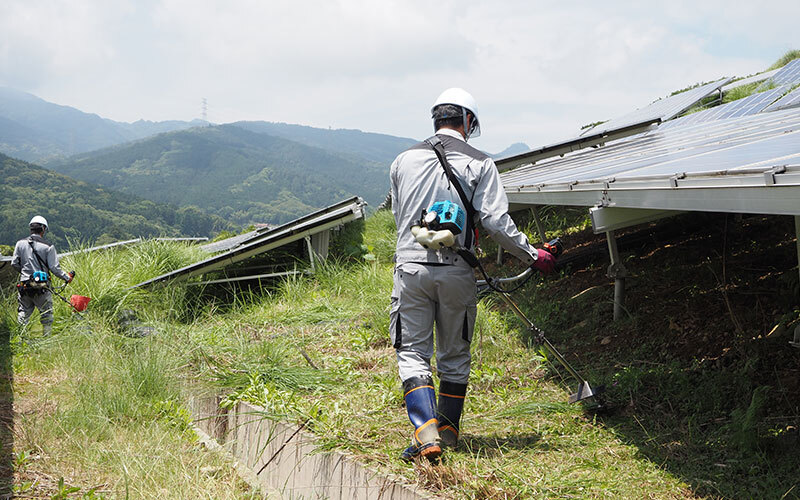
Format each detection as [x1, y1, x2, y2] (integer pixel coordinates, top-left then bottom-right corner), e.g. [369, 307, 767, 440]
[485, 211, 800, 499]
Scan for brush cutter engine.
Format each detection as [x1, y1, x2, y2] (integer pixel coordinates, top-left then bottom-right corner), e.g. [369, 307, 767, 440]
[29, 270, 49, 290]
[411, 200, 466, 250]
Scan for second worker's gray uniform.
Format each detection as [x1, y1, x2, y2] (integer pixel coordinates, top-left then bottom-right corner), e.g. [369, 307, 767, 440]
[11, 234, 71, 332]
[390, 128, 539, 384]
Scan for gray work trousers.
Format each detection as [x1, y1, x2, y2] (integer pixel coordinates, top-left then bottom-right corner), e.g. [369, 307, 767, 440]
[18, 290, 54, 331]
[390, 262, 477, 384]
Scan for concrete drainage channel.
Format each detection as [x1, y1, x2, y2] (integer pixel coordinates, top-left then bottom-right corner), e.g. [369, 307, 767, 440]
[189, 396, 432, 499]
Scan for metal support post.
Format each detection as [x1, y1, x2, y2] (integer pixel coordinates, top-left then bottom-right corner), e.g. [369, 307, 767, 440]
[496, 245, 504, 265]
[304, 236, 316, 273]
[794, 216, 800, 347]
[795, 216, 800, 295]
[531, 206, 547, 245]
[605, 230, 628, 321]
[310, 229, 330, 262]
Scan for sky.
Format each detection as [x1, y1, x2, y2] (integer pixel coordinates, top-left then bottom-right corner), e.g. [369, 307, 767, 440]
[1, 0, 798, 153]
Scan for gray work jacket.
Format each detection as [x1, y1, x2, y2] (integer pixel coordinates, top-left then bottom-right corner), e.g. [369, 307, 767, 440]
[390, 128, 537, 268]
[11, 234, 71, 282]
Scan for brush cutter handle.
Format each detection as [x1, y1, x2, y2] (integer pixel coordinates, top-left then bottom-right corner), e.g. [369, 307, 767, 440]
[476, 268, 533, 287]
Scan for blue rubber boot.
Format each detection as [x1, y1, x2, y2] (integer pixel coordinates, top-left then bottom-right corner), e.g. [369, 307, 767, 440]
[400, 376, 442, 462]
[437, 380, 467, 448]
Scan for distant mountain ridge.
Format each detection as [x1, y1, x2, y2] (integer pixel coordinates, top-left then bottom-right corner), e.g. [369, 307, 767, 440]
[46, 125, 391, 225]
[0, 87, 202, 162]
[0, 153, 230, 247]
[493, 142, 530, 159]
[232, 121, 417, 165]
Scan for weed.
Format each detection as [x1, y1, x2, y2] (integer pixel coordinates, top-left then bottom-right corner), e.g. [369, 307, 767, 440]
[50, 477, 80, 500]
[727, 385, 771, 452]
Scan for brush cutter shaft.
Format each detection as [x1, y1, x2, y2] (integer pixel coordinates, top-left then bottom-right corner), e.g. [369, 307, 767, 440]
[478, 268, 603, 405]
[494, 291, 585, 383]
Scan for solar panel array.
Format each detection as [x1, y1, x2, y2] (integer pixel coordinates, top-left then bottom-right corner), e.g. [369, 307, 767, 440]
[659, 85, 788, 130]
[500, 108, 800, 216]
[579, 78, 732, 137]
[756, 58, 800, 91]
[764, 85, 800, 112]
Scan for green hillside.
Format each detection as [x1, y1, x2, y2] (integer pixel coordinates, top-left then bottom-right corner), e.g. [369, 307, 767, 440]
[47, 125, 390, 225]
[0, 153, 231, 247]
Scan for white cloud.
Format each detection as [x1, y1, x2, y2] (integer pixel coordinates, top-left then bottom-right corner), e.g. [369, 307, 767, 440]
[0, 0, 798, 152]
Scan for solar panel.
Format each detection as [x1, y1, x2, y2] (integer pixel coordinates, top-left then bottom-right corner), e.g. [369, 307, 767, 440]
[580, 78, 732, 137]
[720, 69, 779, 92]
[756, 59, 800, 91]
[132, 197, 366, 288]
[764, 86, 800, 112]
[199, 230, 259, 253]
[495, 119, 659, 172]
[659, 86, 788, 130]
[727, 86, 788, 117]
[496, 78, 733, 172]
[501, 108, 800, 216]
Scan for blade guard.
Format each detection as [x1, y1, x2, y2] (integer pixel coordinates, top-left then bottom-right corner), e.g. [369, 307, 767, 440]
[568, 381, 600, 403]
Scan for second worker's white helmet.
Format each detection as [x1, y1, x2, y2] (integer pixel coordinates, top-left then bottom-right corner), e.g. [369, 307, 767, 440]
[29, 215, 48, 229]
[431, 88, 481, 140]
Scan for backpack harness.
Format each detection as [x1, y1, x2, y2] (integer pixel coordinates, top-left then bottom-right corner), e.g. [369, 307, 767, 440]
[17, 237, 51, 295]
[424, 135, 480, 268]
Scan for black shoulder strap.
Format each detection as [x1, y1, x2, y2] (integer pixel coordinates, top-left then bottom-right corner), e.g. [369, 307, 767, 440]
[424, 135, 477, 249]
[28, 237, 50, 273]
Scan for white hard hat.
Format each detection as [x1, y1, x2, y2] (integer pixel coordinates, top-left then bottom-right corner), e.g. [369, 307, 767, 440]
[431, 88, 481, 139]
[29, 215, 48, 228]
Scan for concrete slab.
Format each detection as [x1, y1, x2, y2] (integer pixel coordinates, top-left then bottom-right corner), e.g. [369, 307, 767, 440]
[190, 397, 431, 500]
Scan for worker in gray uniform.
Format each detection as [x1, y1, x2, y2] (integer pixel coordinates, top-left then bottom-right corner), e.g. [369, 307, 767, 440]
[12, 216, 74, 336]
[389, 88, 556, 461]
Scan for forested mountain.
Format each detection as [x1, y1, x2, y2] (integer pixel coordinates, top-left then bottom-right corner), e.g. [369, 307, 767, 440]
[46, 125, 389, 225]
[231, 121, 417, 164]
[1, 88, 528, 232]
[0, 153, 231, 247]
[0, 87, 200, 162]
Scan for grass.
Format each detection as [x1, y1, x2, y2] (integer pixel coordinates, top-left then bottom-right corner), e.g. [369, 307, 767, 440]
[7, 326, 262, 498]
[768, 49, 800, 71]
[5, 211, 800, 498]
[2, 241, 261, 498]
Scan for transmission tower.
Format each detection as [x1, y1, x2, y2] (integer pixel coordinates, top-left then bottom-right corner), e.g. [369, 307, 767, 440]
[201, 98, 208, 125]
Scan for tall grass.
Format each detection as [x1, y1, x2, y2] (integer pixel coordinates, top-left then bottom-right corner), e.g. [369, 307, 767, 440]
[768, 49, 800, 70]
[5, 239, 261, 498]
[361, 208, 397, 263]
[59, 239, 206, 319]
[722, 81, 767, 104]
